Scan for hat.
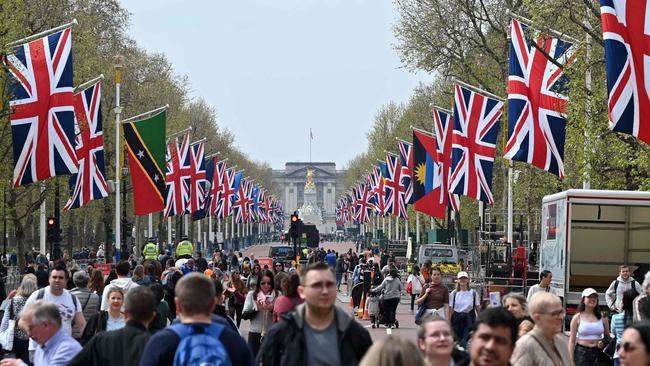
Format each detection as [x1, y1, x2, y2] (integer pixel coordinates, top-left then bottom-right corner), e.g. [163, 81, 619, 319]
[457, 271, 469, 279]
[581, 288, 598, 298]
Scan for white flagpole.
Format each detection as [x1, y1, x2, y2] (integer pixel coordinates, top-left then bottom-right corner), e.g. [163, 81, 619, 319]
[416, 212, 420, 245]
[507, 163, 514, 245]
[197, 220, 202, 252]
[167, 217, 172, 248]
[405, 216, 409, 243]
[114, 56, 123, 261]
[184, 215, 189, 237]
[148, 213, 153, 239]
[395, 215, 399, 241]
[40, 184, 46, 254]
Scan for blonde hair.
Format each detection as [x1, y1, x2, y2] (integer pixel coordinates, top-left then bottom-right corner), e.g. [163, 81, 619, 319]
[359, 336, 426, 366]
[528, 291, 561, 315]
[17, 274, 37, 298]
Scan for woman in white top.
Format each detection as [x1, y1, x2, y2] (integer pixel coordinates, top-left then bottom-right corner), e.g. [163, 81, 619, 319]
[408, 265, 425, 311]
[569, 287, 611, 365]
[448, 271, 480, 348]
[527, 270, 552, 302]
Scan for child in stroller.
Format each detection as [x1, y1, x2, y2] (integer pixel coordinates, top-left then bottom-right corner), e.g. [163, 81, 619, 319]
[367, 288, 400, 328]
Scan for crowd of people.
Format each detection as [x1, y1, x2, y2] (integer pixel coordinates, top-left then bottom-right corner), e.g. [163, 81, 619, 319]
[2, 244, 650, 366]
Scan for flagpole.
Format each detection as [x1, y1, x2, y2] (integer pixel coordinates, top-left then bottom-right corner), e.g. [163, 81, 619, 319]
[309, 128, 312, 163]
[74, 74, 104, 94]
[505, 9, 580, 44]
[122, 105, 169, 124]
[507, 163, 514, 245]
[416, 212, 420, 245]
[6, 19, 78, 47]
[40, 184, 46, 254]
[583, 5, 592, 190]
[197, 220, 202, 253]
[451, 78, 506, 101]
[148, 213, 153, 239]
[114, 55, 123, 262]
[395, 215, 399, 241]
[167, 217, 172, 248]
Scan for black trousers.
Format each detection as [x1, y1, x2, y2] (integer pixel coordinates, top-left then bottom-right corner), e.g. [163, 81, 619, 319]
[248, 331, 262, 358]
[574, 344, 610, 366]
[382, 298, 400, 325]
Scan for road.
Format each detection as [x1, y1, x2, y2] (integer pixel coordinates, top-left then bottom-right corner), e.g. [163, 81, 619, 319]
[236, 241, 418, 343]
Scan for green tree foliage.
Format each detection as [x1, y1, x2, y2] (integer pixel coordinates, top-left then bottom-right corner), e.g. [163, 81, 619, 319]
[346, 0, 650, 243]
[0, 0, 275, 261]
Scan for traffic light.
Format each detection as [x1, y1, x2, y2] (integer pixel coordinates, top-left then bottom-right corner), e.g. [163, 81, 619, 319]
[290, 214, 300, 240]
[46, 217, 61, 243]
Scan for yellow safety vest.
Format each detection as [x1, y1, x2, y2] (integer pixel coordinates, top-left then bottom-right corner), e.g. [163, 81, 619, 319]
[177, 240, 193, 257]
[143, 243, 158, 260]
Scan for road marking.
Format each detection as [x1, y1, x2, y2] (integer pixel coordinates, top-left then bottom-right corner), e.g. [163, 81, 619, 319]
[386, 328, 392, 335]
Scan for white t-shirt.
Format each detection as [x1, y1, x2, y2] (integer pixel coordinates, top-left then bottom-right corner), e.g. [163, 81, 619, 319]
[450, 289, 480, 313]
[527, 284, 550, 303]
[26, 287, 82, 349]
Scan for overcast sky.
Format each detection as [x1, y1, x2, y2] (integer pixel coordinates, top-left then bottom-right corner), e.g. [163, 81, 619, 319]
[120, 0, 430, 169]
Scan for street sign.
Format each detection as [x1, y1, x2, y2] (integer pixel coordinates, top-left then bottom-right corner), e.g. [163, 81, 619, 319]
[95, 263, 111, 276]
[258, 257, 273, 270]
[386, 240, 408, 257]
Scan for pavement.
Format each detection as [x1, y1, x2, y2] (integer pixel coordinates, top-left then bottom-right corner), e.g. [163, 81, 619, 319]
[236, 241, 419, 343]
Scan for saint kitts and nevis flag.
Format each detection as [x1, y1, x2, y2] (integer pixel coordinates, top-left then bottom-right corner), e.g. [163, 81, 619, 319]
[123, 110, 167, 215]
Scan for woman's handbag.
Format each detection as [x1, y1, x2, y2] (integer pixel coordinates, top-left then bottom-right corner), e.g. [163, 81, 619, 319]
[414, 302, 428, 325]
[603, 335, 617, 358]
[0, 300, 15, 351]
[241, 309, 258, 320]
[406, 282, 412, 295]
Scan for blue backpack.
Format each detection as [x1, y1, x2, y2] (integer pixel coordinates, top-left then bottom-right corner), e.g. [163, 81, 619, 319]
[170, 323, 232, 366]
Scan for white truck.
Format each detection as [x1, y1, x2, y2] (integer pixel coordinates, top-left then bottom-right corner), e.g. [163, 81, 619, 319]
[540, 189, 650, 309]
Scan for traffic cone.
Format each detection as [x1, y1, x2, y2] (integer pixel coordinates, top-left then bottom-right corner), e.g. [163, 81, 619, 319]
[363, 300, 370, 320]
[357, 294, 365, 319]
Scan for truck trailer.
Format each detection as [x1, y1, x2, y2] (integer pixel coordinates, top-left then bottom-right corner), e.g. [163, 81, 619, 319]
[540, 189, 650, 309]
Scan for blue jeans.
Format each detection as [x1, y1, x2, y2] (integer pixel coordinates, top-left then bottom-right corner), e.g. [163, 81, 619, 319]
[336, 272, 343, 289]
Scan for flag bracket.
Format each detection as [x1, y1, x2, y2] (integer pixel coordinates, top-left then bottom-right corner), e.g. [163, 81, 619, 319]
[429, 103, 453, 115]
[451, 78, 505, 101]
[167, 127, 192, 141]
[505, 9, 580, 44]
[6, 19, 78, 47]
[74, 74, 104, 93]
[122, 105, 169, 124]
[190, 137, 207, 146]
[410, 125, 435, 136]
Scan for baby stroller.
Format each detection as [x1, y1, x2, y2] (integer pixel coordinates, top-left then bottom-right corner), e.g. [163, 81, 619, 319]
[368, 289, 400, 329]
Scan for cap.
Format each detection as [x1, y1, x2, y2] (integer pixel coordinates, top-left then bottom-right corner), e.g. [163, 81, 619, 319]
[457, 271, 469, 279]
[582, 288, 598, 298]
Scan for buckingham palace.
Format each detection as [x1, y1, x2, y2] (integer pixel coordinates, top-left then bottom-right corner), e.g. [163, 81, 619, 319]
[272, 162, 347, 233]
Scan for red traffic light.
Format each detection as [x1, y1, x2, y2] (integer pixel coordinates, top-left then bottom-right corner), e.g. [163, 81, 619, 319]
[291, 214, 298, 222]
[47, 217, 56, 226]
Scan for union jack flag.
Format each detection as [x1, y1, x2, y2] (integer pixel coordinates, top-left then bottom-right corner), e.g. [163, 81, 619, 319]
[4, 27, 78, 187]
[355, 183, 374, 224]
[192, 156, 215, 221]
[64, 79, 107, 210]
[188, 141, 207, 214]
[208, 159, 227, 217]
[450, 84, 504, 204]
[398, 141, 414, 205]
[503, 19, 574, 178]
[252, 185, 267, 222]
[336, 200, 343, 225]
[368, 165, 385, 215]
[431, 107, 460, 212]
[383, 152, 408, 218]
[164, 133, 191, 217]
[222, 169, 242, 218]
[601, 0, 650, 144]
[233, 178, 252, 223]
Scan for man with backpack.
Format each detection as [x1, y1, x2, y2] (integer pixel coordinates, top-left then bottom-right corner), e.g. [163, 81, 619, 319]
[68, 286, 157, 366]
[139, 273, 253, 366]
[25, 262, 86, 340]
[606, 264, 643, 313]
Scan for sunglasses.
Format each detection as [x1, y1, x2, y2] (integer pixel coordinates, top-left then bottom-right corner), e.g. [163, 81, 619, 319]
[617, 341, 639, 352]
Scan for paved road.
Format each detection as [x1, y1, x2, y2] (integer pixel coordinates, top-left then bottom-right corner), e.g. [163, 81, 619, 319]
[236, 242, 419, 343]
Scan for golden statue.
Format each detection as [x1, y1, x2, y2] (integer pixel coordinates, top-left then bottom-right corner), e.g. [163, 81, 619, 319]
[305, 168, 316, 190]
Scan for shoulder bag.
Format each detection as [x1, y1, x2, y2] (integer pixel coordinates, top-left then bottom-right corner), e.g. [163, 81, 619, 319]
[0, 300, 15, 351]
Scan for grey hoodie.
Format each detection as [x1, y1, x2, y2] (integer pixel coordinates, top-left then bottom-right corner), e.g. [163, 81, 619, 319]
[100, 277, 139, 311]
[374, 275, 402, 300]
[606, 275, 643, 311]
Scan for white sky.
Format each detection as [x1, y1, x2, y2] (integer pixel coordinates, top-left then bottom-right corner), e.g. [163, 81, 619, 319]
[120, 0, 430, 169]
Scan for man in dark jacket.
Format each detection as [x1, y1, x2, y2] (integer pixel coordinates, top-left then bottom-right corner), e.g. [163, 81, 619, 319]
[68, 286, 157, 366]
[258, 262, 372, 366]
